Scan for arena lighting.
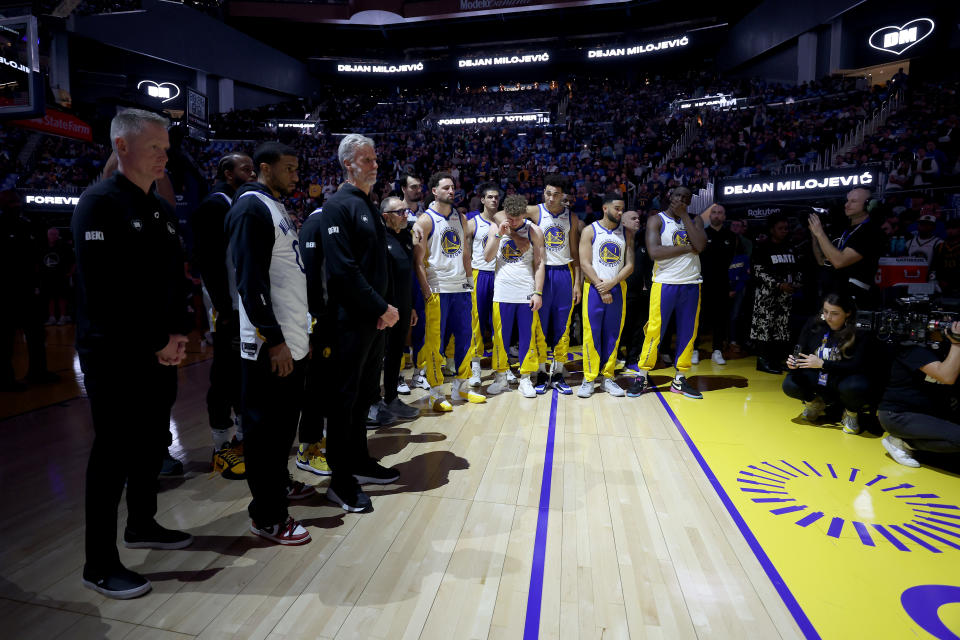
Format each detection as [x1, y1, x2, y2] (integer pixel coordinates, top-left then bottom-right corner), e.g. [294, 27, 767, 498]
[137, 80, 181, 104]
[587, 35, 689, 59]
[336, 62, 424, 73]
[868, 18, 934, 56]
[458, 52, 550, 68]
[435, 111, 550, 126]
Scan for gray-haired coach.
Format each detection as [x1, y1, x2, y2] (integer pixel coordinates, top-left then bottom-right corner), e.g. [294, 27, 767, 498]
[72, 109, 193, 600]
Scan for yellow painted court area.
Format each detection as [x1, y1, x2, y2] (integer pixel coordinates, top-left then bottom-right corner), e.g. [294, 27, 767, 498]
[662, 357, 960, 640]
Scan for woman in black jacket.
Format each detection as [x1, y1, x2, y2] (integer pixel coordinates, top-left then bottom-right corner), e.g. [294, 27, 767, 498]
[783, 292, 873, 434]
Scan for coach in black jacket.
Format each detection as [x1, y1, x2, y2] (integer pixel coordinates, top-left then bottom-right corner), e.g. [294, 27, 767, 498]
[190, 153, 254, 464]
[73, 109, 193, 600]
[321, 134, 399, 513]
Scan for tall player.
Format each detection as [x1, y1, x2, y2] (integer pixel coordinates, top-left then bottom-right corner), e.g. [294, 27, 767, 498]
[465, 182, 501, 386]
[485, 195, 547, 397]
[413, 172, 486, 411]
[578, 193, 634, 397]
[499, 174, 581, 394]
[628, 187, 706, 399]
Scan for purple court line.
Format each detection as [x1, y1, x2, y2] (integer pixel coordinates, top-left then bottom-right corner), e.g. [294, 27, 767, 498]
[795, 512, 824, 527]
[780, 460, 808, 477]
[848, 468, 860, 483]
[653, 391, 820, 640]
[895, 493, 941, 499]
[864, 474, 887, 487]
[738, 478, 789, 489]
[771, 505, 808, 515]
[826, 464, 837, 479]
[914, 520, 960, 538]
[889, 525, 941, 553]
[749, 465, 790, 481]
[753, 498, 796, 503]
[881, 483, 914, 491]
[904, 523, 960, 550]
[802, 461, 822, 477]
[763, 461, 798, 477]
[917, 516, 960, 530]
[853, 521, 875, 546]
[872, 524, 910, 551]
[522, 388, 560, 640]
[740, 470, 786, 483]
[827, 517, 844, 538]
[905, 503, 960, 509]
[913, 510, 960, 520]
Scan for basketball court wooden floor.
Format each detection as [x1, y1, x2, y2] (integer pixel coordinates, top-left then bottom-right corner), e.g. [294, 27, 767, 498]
[2, 328, 959, 639]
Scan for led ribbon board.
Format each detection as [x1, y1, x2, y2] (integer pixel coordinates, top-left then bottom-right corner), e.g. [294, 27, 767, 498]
[717, 168, 879, 204]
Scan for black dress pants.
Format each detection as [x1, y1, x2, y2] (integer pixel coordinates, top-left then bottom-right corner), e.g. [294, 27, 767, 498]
[241, 349, 306, 527]
[325, 321, 385, 486]
[382, 299, 412, 405]
[83, 355, 177, 572]
[207, 312, 241, 431]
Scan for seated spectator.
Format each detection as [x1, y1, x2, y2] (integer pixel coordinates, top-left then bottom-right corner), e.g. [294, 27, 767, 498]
[878, 321, 960, 468]
[905, 215, 942, 267]
[783, 293, 873, 434]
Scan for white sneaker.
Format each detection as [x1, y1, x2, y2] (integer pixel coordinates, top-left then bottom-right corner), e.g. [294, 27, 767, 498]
[468, 361, 482, 387]
[488, 372, 509, 395]
[412, 370, 431, 390]
[506, 369, 518, 385]
[601, 376, 625, 397]
[882, 435, 919, 468]
[518, 376, 536, 398]
[397, 376, 411, 395]
[690, 350, 700, 365]
[577, 380, 594, 398]
[711, 350, 726, 365]
[801, 396, 826, 421]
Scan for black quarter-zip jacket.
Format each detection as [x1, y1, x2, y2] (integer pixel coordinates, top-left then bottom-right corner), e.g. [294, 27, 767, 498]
[72, 172, 190, 359]
[320, 183, 390, 323]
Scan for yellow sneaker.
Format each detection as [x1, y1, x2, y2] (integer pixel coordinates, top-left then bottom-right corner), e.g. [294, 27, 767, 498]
[212, 438, 246, 480]
[430, 392, 453, 412]
[296, 441, 332, 476]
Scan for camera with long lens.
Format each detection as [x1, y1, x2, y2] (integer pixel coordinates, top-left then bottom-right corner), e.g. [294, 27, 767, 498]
[855, 295, 959, 346]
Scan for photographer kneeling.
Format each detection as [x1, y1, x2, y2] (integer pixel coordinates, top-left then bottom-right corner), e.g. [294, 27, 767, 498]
[784, 293, 873, 434]
[877, 321, 960, 468]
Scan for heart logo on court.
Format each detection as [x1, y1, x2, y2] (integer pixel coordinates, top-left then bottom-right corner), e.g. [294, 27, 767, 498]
[136, 80, 181, 104]
[868, 18, 935, 56]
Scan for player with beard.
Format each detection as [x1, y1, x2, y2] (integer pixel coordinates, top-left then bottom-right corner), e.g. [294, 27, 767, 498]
[413, 172, 486, 411]
[227, 142, 313, 543]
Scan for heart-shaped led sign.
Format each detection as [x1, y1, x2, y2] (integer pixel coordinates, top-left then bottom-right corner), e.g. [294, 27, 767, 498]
[137, 80, 181, 104]
[868, 18, 934, 56]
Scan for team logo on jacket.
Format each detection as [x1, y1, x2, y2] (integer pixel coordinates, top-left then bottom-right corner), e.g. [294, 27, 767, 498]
[672, 229, 690, 246]
[598, 241, 622, 266]
[441, 229, 463, 257]
[544, 225, 566, 251]
[500, 239, 524, 264]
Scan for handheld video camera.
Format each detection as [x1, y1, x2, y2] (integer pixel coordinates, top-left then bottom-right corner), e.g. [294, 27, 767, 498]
[855, 295, 959, 346]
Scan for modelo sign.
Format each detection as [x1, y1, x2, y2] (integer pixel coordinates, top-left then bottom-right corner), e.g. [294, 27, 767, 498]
[717, 168, 880, 204]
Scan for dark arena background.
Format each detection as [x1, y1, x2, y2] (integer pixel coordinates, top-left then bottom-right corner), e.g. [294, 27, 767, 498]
[2, 0, 960, 638]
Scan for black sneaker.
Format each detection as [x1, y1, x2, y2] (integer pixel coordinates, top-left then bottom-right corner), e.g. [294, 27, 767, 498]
[123, 521, 194, 549]
[82, 565, 151, 599]
[626, 376, 649, 397]
[670, 375, 703, 399]
[327, 480, 373, 513]
[534, 370, 550, 394]
[755, 357, 783, 375]
[159, 450, 184, 477]
[551, 372, 572, 395]
[354, 461, 400, 485]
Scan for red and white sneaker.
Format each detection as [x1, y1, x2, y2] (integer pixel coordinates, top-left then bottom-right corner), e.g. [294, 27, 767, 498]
[250, 516, 311, 545]
[286, 479, 316, 500]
